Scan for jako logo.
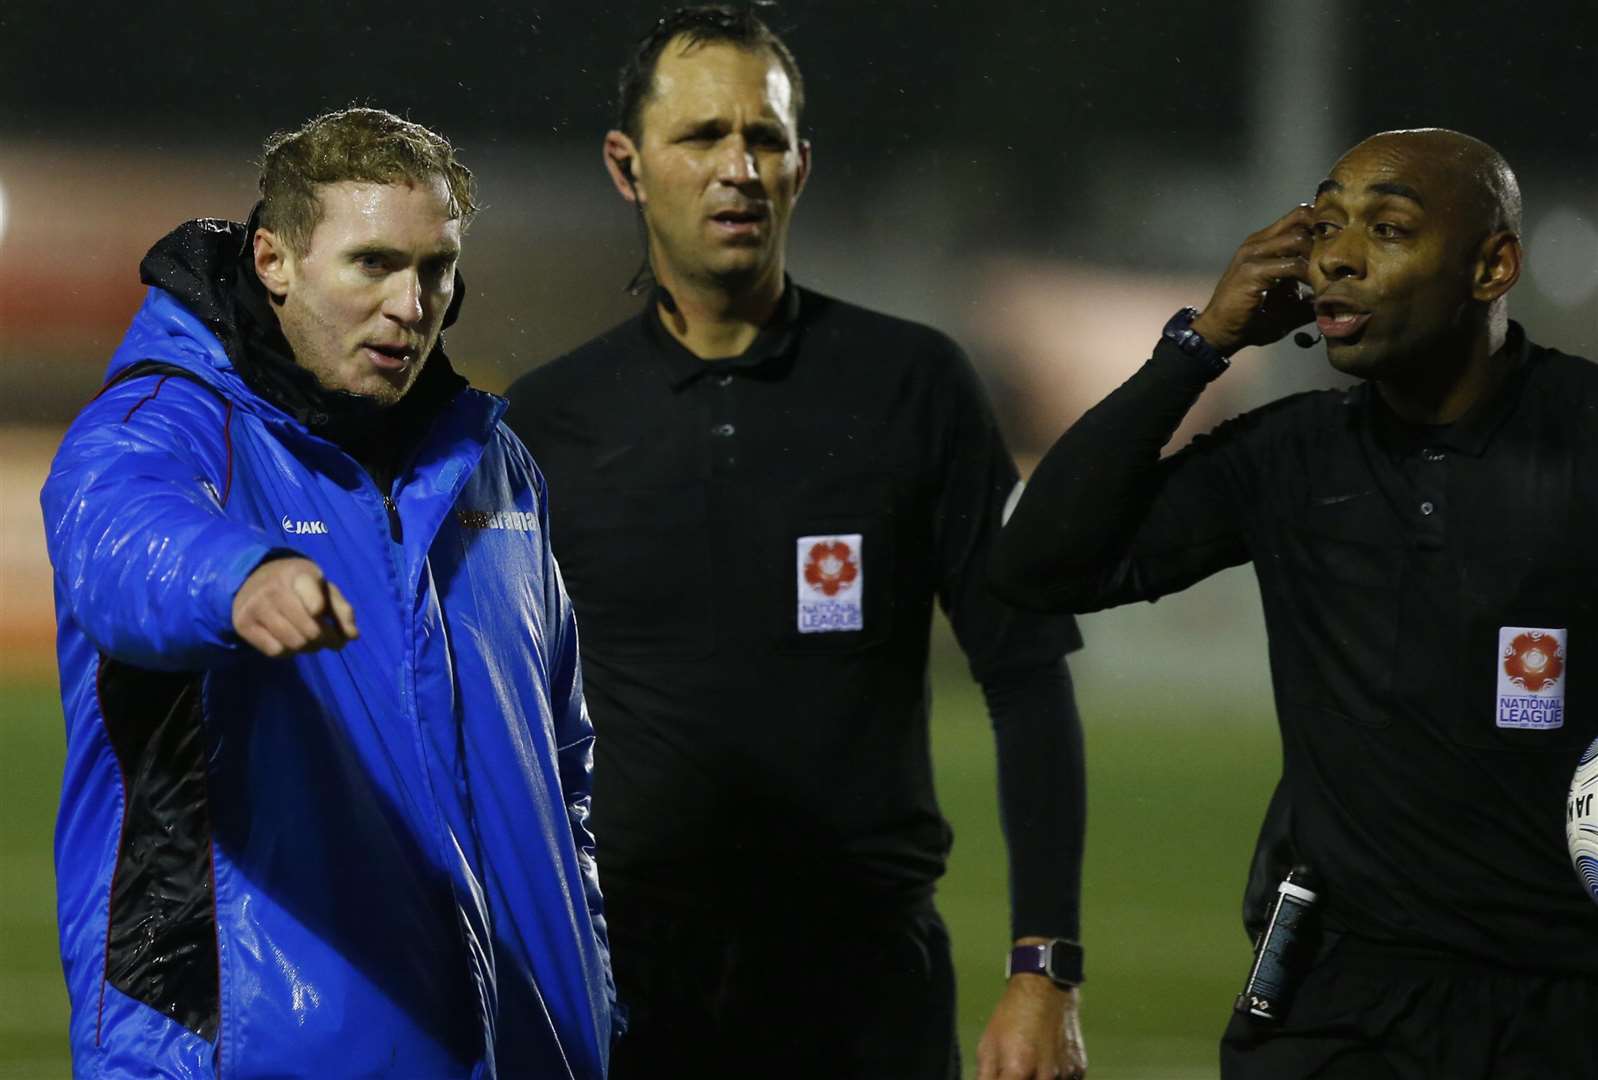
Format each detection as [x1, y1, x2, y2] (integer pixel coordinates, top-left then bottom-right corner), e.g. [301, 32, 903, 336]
[281, 515, 329, 536]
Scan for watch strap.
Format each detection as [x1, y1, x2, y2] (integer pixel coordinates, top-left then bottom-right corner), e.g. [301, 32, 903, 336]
[1005, 939, 1084, 987]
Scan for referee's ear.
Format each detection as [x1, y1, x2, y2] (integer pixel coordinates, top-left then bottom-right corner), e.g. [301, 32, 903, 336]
[794, 138, 813, 202]
[1471, 229, 1522, 304]
[604, 131, 644, 206]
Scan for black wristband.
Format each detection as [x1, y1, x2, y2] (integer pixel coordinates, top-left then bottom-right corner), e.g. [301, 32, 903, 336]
[1160, 306, 1230, 380]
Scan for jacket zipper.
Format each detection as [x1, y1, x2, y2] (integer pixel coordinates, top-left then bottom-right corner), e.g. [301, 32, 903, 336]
[382, 491, 403, 543]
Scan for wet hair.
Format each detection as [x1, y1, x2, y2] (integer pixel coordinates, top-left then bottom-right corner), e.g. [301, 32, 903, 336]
[258, 107, 478, 255]
[616, 4, 805, 142]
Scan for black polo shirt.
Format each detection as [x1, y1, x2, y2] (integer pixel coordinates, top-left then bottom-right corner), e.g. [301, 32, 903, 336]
[993, 323, 1598, 974]
[505, 284, 1084, 939]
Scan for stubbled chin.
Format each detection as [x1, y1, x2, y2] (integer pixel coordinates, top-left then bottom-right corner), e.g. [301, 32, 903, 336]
[362, 374, 413, 405]
[314, 367, 412, 405]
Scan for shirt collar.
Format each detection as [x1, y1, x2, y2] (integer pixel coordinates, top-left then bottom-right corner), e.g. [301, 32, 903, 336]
[1363, 320, 1532, 459]
[641, 278, 804, 390]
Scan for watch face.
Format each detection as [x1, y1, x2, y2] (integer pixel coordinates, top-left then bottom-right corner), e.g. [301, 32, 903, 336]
[1044, 941, 1066, 979]
[1163, 306, 1200, 337]
[1161, 306, 1228, 376]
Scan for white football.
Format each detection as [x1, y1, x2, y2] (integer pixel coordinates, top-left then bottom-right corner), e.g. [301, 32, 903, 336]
[1569, 736, 1598, 905]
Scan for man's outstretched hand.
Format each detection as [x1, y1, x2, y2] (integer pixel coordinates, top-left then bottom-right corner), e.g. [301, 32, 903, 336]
[232, 557, 358, 657]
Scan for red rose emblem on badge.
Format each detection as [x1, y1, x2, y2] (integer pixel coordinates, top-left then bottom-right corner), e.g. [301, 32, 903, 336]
[803, 540, 858, 596]
[1503, 631, 1564, 693]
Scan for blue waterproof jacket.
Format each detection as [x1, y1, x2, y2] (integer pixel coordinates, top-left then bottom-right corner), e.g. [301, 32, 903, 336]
[41, 224, 616, 1078]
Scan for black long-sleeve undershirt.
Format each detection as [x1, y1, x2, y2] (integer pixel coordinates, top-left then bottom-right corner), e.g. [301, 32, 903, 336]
[991, 341, 1236, 613]
[982, 659, 1085, 940]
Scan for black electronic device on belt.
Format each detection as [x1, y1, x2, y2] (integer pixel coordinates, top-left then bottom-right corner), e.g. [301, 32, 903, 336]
[1234, 866, 1320, 1022]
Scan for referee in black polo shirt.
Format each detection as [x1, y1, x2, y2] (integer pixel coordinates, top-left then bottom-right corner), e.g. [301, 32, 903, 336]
[994, 128, 1598, 1078]
[504, 7, 1088, 1080]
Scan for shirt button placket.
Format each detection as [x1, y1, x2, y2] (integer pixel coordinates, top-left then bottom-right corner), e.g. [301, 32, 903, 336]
[1415, 449, 1445, 548]
[708, 371, 739, 473]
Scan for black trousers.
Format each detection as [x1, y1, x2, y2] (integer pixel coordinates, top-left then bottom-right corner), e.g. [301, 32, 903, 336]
[1220, 934, 1598, 1079]
[605, 887, 959, 1080]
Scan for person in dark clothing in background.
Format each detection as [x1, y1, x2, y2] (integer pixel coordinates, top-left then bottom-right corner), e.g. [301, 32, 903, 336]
[505, 7, 1088, 1079]
[992, 128, 1598, 1078]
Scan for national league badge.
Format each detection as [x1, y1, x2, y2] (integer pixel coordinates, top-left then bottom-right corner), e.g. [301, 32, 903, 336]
[1496, 626, 1566, 730]
[797, 534, 863, 633]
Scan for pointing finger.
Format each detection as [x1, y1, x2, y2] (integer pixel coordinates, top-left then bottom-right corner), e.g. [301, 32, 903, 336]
[325, 581, 359, 641]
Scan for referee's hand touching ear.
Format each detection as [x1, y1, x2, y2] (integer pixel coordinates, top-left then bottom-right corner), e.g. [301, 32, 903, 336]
[1189, 204, 1317, 357]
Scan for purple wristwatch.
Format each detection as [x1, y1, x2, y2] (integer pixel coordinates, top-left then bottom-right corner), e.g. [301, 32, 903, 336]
[1006, 939, 1084, 988]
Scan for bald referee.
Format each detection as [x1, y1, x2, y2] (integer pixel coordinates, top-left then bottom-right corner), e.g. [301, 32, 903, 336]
[994, 128, 1598, 1078]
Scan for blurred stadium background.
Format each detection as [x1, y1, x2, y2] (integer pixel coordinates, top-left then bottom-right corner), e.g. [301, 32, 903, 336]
[1, 2, 1593, 1076]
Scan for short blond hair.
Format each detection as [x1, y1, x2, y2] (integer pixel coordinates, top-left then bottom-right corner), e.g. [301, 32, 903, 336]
[258, 107, 478, 254]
